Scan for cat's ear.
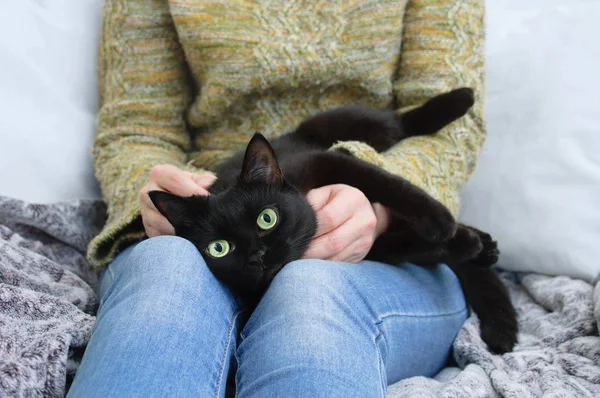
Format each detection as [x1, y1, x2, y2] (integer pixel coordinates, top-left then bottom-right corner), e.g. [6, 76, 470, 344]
[241, 133, 283, 185]
[148, 190, 200, 230]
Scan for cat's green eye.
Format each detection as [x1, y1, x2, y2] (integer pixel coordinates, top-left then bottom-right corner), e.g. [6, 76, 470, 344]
[257, 208, 278, 230]
[206, 240, 231, 258]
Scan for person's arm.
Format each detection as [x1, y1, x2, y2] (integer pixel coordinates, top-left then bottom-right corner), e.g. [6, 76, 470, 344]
[306, 0, 484, 262]
[87, 0, 200, 268]
[332, 0, 485, 218]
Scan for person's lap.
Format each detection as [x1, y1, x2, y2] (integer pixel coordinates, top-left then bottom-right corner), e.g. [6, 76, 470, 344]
[68, 235, 467, 398]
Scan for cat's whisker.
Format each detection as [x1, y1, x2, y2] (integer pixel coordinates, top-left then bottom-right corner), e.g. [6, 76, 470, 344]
[160, 90, 516, 353]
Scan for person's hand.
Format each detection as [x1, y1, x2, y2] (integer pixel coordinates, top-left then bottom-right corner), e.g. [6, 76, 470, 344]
[303, 184, 391, 263]
[139, 164, 216, 237]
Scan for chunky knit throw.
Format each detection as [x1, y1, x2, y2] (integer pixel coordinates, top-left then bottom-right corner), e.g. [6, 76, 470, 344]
[4, 196, 600, 396]
[88, 0, 485, 267]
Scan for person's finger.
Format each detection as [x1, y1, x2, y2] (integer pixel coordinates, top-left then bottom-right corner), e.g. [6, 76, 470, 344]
[310, 186, 365, 237]
[142, 208, 175, 237]
[139, 180, 160, 207]
[304, 199, 377, 260]
[140, 179, 177, 237]
[324, 207, 375, 261]
[327, 235, 373, 263]
[190, 171, 217, 189]
[150, 164, 208, 197]
[303, 216, 355, 259]
[304, 203, 375, 260]
[372, 202, 391, 238]
[305, 185, 335, 213]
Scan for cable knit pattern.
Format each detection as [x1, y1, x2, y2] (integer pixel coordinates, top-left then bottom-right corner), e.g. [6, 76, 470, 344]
[88, 0, 485, 268]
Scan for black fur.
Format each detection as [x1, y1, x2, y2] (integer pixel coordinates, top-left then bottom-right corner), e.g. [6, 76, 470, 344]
[150, 87, 518, 353]
[149, 183, 316, 304]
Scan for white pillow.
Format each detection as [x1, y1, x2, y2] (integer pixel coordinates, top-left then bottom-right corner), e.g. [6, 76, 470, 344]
[0, 0, 103, 203]
[460, 0, 600, 282]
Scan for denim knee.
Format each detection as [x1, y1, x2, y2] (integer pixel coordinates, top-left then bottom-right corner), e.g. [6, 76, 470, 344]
[264, 258, 355, 309]
[242, 258, 371, 338]
[101, 235, 238, 319]
[73, 237, 243, 398]
[120, 235, 201, 275]
[236, 260, 466, 396]
[236, 259, 387, 396]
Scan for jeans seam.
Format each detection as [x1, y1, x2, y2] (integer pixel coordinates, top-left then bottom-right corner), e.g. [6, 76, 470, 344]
[216, 308, 243, 398]
[373, 308, 467, 393]
[375, 307, 468, 326]
[98, 264, 116, 308]
[233, 339, 241, 398]
[375, 332, 387, 398]
[107, 263, 115, 282]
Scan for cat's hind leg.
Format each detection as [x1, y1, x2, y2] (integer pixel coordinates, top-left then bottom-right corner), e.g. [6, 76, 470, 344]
[448, 263, 518, 354]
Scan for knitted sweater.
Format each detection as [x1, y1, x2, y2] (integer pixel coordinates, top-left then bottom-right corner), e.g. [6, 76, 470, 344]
[88, 0, 485, 268]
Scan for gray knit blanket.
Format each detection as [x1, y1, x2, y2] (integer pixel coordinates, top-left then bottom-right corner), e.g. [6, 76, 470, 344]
[1, 196, 599, 397]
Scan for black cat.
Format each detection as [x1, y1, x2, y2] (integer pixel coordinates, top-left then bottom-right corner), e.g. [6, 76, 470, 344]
[149, 88, 518, 354]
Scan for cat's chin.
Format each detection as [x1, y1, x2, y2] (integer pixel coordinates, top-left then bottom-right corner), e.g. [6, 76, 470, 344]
[230, 264, 286, 300]
[261, 263, 285, 285]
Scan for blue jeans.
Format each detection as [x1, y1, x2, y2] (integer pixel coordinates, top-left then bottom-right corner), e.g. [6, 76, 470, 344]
[68, 236, 467, 398]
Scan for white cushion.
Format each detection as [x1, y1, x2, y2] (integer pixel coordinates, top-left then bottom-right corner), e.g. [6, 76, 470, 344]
[0, 0, 103, 202]
[460, 0, 600, 282]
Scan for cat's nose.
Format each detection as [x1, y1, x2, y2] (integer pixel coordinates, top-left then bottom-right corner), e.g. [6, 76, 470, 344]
[249, 249, 266, 267]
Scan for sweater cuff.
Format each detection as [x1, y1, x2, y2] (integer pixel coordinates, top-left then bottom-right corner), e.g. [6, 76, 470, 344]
[86, 163, 204, 268]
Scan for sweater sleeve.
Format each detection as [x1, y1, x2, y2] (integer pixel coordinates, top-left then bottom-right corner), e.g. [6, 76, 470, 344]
[87, 0, 197, 268]
[331, 0, 485, 217]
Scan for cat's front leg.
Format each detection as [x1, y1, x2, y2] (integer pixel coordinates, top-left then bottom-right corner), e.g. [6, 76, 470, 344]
[367, 221, 496, 267]
[408, 197, 457, 242]
[290, 152, 457, 242]
[443, 224, 500, 267]
[462, 226, 499, 267]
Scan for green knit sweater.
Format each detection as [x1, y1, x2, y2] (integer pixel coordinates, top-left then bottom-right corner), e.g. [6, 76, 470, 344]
[88, 0, 485, 268]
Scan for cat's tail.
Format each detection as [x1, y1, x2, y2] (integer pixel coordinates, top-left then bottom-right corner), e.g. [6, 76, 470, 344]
[399, 87, 475, 137]
[447, 262, 518, 354]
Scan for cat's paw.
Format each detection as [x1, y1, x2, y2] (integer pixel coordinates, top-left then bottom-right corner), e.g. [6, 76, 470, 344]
[480, 316, 518, 355]
[447, 226, 483, 262]
[468, 227, 500, 267]
[415, 207, 457, 243]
